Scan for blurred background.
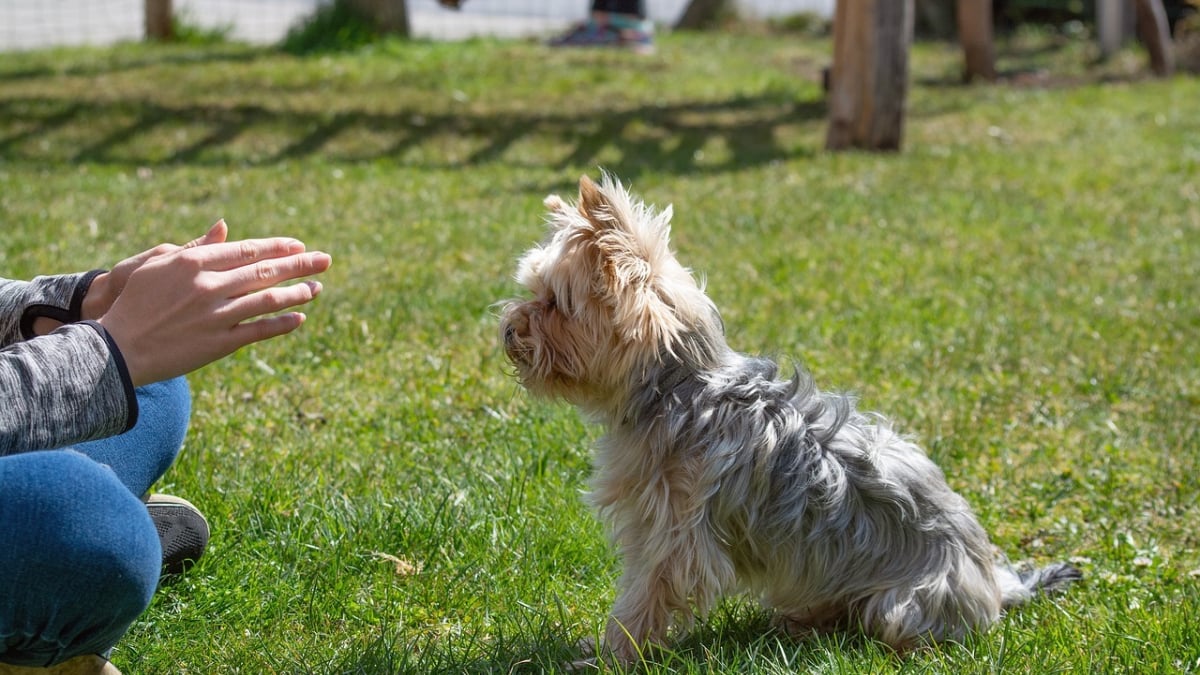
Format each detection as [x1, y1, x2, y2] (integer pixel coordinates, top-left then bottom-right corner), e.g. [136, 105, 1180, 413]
[2, 0, 1195, 51]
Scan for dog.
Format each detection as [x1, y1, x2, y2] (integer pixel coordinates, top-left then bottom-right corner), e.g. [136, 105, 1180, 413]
[499, 174, 1081, 663]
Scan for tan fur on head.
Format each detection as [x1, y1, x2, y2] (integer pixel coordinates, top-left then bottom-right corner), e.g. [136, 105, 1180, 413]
[501, 173, 723, 412]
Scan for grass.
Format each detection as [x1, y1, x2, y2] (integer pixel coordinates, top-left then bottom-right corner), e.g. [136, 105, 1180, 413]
[1, 25, 1199, 674]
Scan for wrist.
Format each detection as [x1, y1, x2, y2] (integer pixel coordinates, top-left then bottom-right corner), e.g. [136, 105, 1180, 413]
[31, 316, 64, 336]
[96, 315, 149, 387]
[81, 272, 114, 320]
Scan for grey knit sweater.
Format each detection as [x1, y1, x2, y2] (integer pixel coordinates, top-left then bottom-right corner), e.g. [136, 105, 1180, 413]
[0, 271, 136, 456]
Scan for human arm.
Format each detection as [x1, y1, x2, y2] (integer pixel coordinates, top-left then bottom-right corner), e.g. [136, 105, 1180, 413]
[11, 220, 231, 338]
[0, 322, 135, 455]
[0, 272, 104, 347]
[1, 220, 330, 450]
[0, 222, 230, 453]
[0, 272, 129, 454]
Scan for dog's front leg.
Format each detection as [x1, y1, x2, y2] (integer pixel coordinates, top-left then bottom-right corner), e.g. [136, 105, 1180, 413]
[602, 517, 727, 665]
[601, 558, 682, 664]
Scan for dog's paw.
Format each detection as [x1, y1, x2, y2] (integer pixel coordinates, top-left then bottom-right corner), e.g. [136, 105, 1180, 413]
[565, 656, 601, 672]
[575, 636, 598, 657]
[561, 638, 601, 671]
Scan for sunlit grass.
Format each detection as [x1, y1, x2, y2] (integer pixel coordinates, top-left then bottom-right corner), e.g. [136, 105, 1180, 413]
[2, 27, 1198, 673]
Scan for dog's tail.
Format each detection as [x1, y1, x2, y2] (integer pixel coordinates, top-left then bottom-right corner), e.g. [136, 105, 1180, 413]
[995, 561, 1083, 608]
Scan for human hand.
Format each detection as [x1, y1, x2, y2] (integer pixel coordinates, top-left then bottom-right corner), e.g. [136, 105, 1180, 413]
[82, 220, 230, 321]
[29, 221, 231, 337]
[97, 232, 332, 387]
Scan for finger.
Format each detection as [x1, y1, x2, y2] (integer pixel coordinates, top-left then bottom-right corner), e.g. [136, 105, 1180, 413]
[229, 311, 308, 348]
[125, 243, 179, 268]
[223, 251, 332, 296]
[202, 219, 229, 246]
[221, 280, 323, 325]
[188, 237, 310, 272]
[183, 220, 228, 249]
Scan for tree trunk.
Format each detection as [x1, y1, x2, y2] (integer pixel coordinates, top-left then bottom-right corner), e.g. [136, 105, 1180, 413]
[145, 0, 173, 41]
[826, 0, 915, 152]
[674, 0, 727, 30]
[957, 0, 995, 81]
[1134, 0, 1175, 75]
[346, 0, 410, 36]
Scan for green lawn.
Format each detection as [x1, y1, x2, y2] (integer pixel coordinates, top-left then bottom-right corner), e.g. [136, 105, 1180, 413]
[2, 27, 1198, 674]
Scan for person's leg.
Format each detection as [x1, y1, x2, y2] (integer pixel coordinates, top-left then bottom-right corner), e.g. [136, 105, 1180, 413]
[0, 452, 160, 667]
[592, 0, 645, 18]
[72, 377, 191, 498]
[71, 377, 207, 576]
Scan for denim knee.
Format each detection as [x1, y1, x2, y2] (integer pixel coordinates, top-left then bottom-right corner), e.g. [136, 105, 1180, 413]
[0, 451, 161, 667]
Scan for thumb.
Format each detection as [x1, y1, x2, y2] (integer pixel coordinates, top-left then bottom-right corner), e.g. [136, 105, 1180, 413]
[185, 219, 229, 248]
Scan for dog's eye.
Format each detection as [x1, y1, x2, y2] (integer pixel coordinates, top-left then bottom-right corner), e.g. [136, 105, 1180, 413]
[545, 296, 557, 311]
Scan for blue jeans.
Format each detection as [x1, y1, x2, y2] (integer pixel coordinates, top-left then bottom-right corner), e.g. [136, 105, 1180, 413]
[0, 377, 191, 667]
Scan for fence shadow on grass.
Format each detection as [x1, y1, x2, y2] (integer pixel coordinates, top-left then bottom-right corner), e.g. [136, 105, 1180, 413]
[0, 92, 824, 180]
[0, 46, 269, 84]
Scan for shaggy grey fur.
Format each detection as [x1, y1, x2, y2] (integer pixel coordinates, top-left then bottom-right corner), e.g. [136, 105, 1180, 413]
[501, 174, 1081, 663]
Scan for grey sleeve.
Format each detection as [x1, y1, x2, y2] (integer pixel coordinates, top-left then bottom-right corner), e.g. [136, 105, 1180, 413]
[0, 321, 138, 456]
[0, 271, 104, 348]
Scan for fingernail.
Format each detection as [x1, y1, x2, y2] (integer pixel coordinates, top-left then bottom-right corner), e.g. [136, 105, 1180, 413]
[306, 280, 323, 295]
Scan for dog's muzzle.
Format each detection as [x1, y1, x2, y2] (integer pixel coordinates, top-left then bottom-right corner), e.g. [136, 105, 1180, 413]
[500, 304, 532, 365]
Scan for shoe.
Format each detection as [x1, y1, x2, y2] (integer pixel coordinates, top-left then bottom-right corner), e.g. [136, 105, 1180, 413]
[437, 0, 465, 8]
[547, 18, 655, 53]
[0, 654, 121, 674]
[547, 20, 623, 48]
[144, 493, 209, 576]
[617, 24, 655, 55]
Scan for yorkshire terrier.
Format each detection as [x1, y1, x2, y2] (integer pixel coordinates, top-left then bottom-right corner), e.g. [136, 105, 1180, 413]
[500, 174, 1080, 663]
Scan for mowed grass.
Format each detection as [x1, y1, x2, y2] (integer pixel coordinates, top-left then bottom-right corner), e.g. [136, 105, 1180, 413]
[1, 27, 1198, 673]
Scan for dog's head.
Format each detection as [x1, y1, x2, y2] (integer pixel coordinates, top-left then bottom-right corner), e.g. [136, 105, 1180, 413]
[500, 174, 723, 410]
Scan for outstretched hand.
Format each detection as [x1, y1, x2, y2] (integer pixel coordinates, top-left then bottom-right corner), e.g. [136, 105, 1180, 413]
[96, 223, 332, 387]
[83, 220, 231, 321]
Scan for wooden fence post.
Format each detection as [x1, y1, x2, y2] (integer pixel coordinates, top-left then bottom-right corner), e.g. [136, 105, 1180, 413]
[1135, 0, 1175, 75]
[957, 0, 995, 81]
[826, 0, 915, 152]
[674, 0, 727, 29]
[145, 0, 173, 41]
[346, 0, 410, 36]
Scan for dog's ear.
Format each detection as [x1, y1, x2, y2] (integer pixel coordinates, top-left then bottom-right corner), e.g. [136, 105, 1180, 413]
[575, 175, 692, 347]
[578, 175, 606, 226]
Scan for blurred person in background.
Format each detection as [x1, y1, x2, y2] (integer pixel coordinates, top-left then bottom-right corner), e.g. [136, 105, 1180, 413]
[439, 0, 654, 53]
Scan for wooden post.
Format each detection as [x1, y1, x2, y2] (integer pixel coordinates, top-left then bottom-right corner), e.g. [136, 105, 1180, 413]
[957, 0, 995, 81]
[145, 0, 173, 41]
[674, 0, 727, 29]
[346, 0, 410, 36]
[1134, 0, 1175, 75]
[826, 0, 915, 152]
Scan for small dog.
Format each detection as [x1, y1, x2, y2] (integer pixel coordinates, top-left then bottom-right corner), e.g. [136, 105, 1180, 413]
[500, 174, 1080, 663]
